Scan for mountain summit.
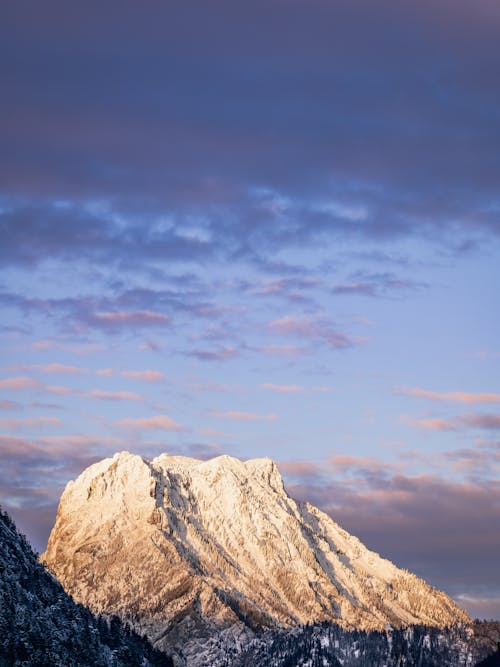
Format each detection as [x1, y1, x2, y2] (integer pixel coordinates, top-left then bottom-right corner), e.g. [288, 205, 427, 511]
[42, 451, 469, 665]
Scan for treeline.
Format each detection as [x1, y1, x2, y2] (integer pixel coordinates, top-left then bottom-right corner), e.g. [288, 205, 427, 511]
[221, 620, 499, 666]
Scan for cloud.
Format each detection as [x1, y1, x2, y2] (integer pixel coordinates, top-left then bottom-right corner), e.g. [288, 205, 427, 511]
[262, 383, 303, 393]
[8, 363, 86, 375]
[403, 416, 457, 431]
[266, 315, 355, 349]
[89, 310, 170, 327]
[115, 415, 183, 431]
[399, 387, 500, 404]
[0, 400, 21, 410]
[332, 282, 377, 297]
[187, 346, 239, 361]
[211, 411, 278, 422]
[328, 454, 399, 474]
[138, 340, 162, 351]
[88, 390, 143, 402]
[187, 382, 233, 392]
[403, 414, 500, 431]
[0, 376, 42, 390]
[0, 416, 62, 430]
[278, 460, 322, 479]
[461, 414, 500, 430]
[120, 369, 165, 382]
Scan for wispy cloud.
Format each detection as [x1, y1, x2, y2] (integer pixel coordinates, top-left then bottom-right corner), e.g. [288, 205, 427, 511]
[115, 415, 183, 431]
[90, 310, 170, 327]
[277, 460, 322, 478]
[0, 416, 62, 430]
[211, 410, 278, 422]
[8, 363, 87, 375]
[187, 346, 239, 361]
[120, 369, 165, 382]
[187, 382, 233, 392]
[266, 315, 355, 349]
[0, 376, 42, 390]
[88, 389, 143, 402]
[399, 387, 500, 404]
[0, 400, 21, 410]
[403, 414, 500, 431]
[262, 383, 303, 393]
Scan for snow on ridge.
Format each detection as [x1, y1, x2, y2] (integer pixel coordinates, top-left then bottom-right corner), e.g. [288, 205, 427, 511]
[42, 450, 470, 667]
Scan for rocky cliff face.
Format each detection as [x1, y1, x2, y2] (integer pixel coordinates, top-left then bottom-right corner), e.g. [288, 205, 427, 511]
[42, 451, 469, 665]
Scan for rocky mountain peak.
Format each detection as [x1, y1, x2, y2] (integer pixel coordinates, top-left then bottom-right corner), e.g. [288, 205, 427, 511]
[42, 451, 470, 666]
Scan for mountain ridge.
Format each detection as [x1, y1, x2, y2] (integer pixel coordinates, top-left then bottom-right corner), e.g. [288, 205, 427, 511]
[42, 450, 470, 665]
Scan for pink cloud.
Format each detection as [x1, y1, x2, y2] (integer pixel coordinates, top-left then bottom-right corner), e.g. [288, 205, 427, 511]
[0, 416, 62, 430]
[402, 416, 457, 431]
[88, 389, 143, 402]
[31, 340, 55, 351]
[67, 343, 106, 355]
[400, 387, 500, 404]
[188, 382, 233, 392]
[10, 363, 86, 375]
[121, 369, 165, 382]
[328, 454, 399, 473]
[92, 310, 170, 326]
[0, 376, 42, 390]
[115, 414, 183, 431]
[211, 410, 278, 422]
[189, 346, 239, 361]
[403, 414, 500, 431]
[0, 400, 21, 410]
[266, 315, 354, 349]
[44, 385, 74, 395]
[36, 434, 121, 449]
[262, 383, 303, 393]
[96, 368, 114, 376]
[138, 340, 161, 351]
[461, 414, 500, 430]
[277, 460, 321, 477]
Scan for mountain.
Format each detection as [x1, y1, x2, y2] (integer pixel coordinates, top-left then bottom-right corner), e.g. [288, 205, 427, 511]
[0, 506, 172, 667]
[42, 451, 470, 665]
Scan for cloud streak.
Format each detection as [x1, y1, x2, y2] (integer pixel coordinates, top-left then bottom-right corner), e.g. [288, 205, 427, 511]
[262, 383, 303, 393]
[115, 415, 183, 431]
[404, 414, 500, 431]
[267, 315, 356, 350]
[211, 411, 278, 422]
[400, 387, 500, 404]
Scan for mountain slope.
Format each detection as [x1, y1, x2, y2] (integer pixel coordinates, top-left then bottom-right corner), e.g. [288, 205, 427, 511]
[42, 451, 470, 665]
[0, 506, 172, 667]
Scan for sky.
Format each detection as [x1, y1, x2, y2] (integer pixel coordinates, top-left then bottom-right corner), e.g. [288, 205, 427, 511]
[1, 0, 499, 620]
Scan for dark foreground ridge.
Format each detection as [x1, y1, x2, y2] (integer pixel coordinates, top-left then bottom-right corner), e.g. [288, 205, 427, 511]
[0, 507, 173, 667]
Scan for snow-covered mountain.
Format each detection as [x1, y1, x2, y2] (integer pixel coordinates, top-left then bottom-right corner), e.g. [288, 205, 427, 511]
[42, 451, 470, 665]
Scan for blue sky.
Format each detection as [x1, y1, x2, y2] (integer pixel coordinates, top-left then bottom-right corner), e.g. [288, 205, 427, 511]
[1, 0, 499, 619]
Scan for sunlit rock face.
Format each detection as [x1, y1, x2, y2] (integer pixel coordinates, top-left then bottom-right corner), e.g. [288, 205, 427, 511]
[43, 451, 469, 665]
